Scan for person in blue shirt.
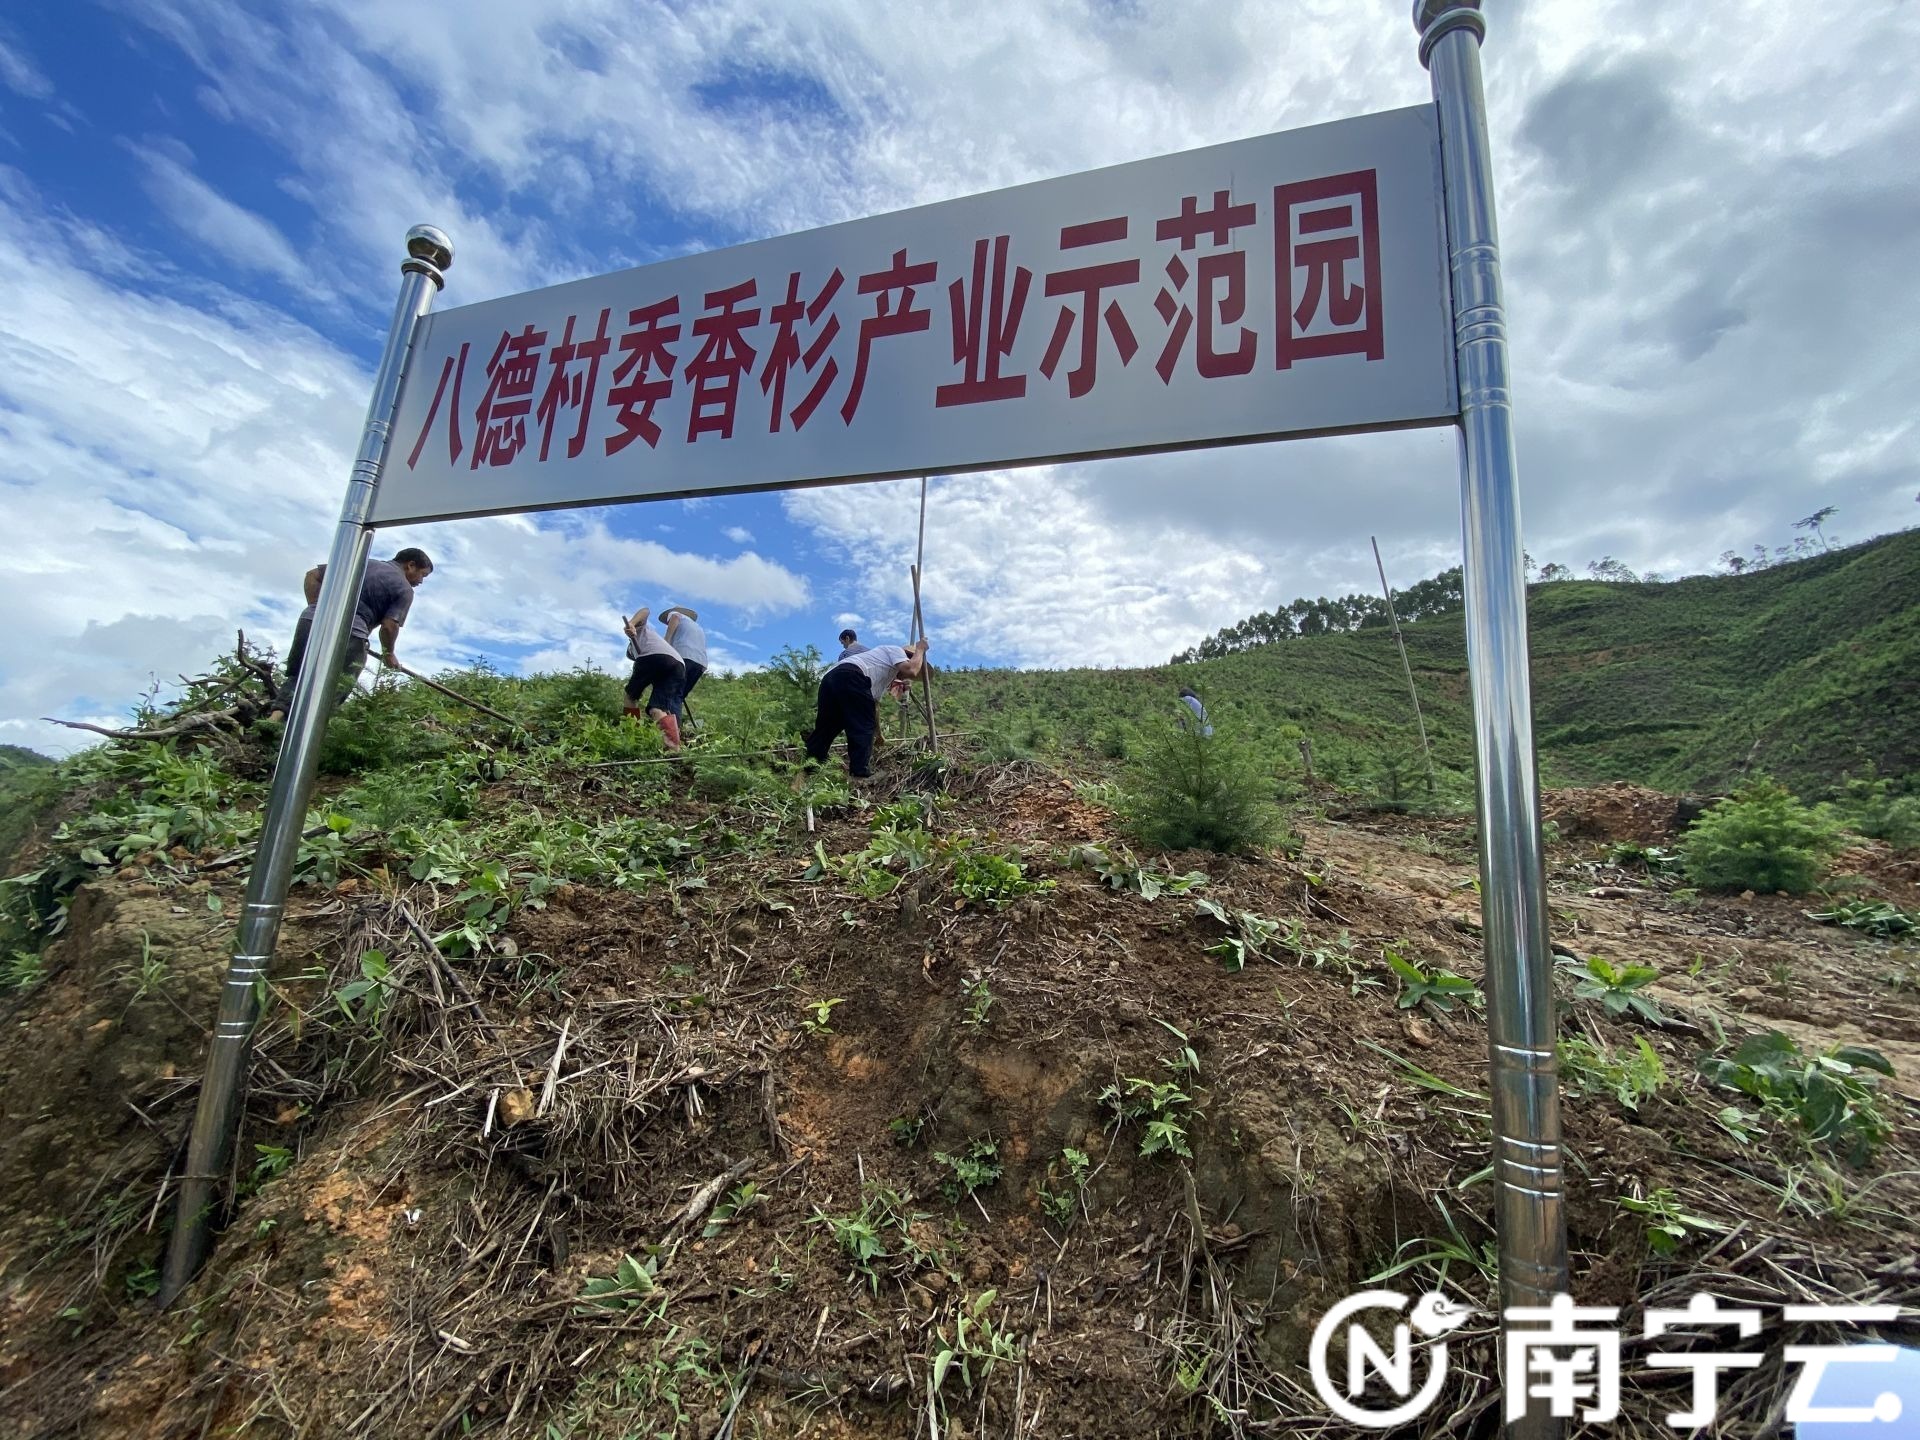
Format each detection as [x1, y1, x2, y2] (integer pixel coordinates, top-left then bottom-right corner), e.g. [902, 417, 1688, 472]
[837, 628, 867, 660]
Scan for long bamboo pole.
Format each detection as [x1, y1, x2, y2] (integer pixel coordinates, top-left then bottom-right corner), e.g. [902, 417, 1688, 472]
[912, 477, 940, 752]
[1371, 535, 1436, 791]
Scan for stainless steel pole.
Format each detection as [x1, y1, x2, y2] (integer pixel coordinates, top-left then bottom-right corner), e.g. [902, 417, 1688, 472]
[160, 225, 452, 1305]
[1413, 3, 1568, 1434]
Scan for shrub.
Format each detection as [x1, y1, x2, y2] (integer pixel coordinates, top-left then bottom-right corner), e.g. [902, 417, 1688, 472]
[1820, 770, 1920, 853]
[1122, 724, 1281, 855]
[1679, 778, 1842, 894]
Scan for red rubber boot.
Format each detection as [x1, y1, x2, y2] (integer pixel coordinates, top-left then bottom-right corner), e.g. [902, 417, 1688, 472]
[656, 711, 682, 750]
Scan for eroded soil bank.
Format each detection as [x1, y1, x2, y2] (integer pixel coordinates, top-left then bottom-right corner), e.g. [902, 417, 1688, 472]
[1, 770, 1914, 1437]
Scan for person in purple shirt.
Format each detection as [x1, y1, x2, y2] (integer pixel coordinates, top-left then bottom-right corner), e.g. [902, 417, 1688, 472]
[267, 547, 433, 720]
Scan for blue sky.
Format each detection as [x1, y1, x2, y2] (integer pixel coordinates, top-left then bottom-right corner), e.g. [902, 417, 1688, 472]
[2, 1, 1917, 753]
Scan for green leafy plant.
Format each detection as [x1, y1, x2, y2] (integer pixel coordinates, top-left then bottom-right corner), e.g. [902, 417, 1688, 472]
[951, 851, 1054, 909]
[961, 976, 995, 1027]
[1558, 1034, 1665, 1111]
[1679, 779, 1843, 894]
[1699, 1030, 1896, 1165]
[812, 1185, 926, 1291]
[575, 1253, 664, 1316]
[1193, 897, 1281, 971]
[333, 949, 393, 1027]
[934, 1137, 1003, 1203]
[251, 1144, 294, 1187]
[1608, 841, 1682, 872]
[1805, 898, 1917, 939]
[701, 1182, 764, 1238]
[1038, 1147, 1091, 1224]
[930, 1290, 1021, 1426]
[6, 948, 48, 991]
[1566, 956, 1665, 1023]
[800, 997, 843, 1035]
[1101, 1032, 1200, 1159]
[1385, 947, 1481, 1013]
[1617, 1188, 1727, 1255]
[1067, 843, 1208, 900]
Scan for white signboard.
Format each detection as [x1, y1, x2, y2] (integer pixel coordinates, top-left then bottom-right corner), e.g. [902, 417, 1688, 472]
[374, 105, 1455, 525]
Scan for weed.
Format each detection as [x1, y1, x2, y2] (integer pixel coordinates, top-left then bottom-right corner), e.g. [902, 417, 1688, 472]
[961, 976, 995, 1027]
[1565, 956, 1665, 1023]
[934, 1137, 1003, 1203]
[1385, 947, 1482, 1013]
[1038, 1147, 1091, 1225]
[122, 1261, 160, 1301]
[701, 1182, 764, 1238]
[122, 930, 172, 1004]
[251, 1144, 294, 1187]
[5, 948, 47, 991]
[1100, 1039, 1198, 1161]
[951, 851, 1054, 909]
[812, 1185, 926, 1290]
[800, 998, 843, 1035]
[333, 949, 393, 1028]
[1193, 897, 1281, 971]
[574, 1253, 665, 1318]
[1805, 898, 1917, 939]
[1367, 1195, 1496, 1292]
[1680, 778, 1842, 894]
[887, 1114, 928, 1148]
[1699, 1030, 1895, 1166]
[1617, 1188, 1728, 1255]
[1559, 1034, 1665, 1111]
[1608, 841, 1682, 872]
[930, 1289, 1022, 1425]
[1066, 843, 1207, 899]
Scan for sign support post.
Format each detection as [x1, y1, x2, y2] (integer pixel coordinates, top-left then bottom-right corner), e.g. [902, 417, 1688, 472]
[160, 226, 453, 1305]
[1416, 3, 1570, 1433]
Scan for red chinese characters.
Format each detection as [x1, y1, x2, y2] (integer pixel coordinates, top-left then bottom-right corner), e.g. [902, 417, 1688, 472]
[1153, 189, 1257, 382]
[535, 309, 612, 462]
[842, 249, 936, 425]
[936, 235, 1031, 407]
[1274, 170, 1383, 368]
[685, 281, 762, 442]
[760, 269, 843, 432]
[604, 297, 682, 455]
[1040, 217, 1139, 398]
[405, 342, 469, 470]
[471, 323, 548, 469]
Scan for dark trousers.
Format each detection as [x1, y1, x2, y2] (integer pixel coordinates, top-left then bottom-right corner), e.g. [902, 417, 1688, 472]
[625, 654, 684, 712]
[671, 660, 706, 718]
[805, 663, 878, 777]
[276, 615, 369, 712]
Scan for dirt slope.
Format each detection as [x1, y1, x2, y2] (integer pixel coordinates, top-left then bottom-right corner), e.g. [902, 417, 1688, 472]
[0, 765, 1914, 1438]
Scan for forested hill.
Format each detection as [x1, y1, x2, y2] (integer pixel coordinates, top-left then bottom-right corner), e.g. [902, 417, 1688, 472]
[936, 528, 1920, 797]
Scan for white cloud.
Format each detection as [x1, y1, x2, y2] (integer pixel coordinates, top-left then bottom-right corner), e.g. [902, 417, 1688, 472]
[127, 139, 320, 296]
[0, 179, 808, 755]
[0, 32, 53, 101]
[723, 525, 755, 544]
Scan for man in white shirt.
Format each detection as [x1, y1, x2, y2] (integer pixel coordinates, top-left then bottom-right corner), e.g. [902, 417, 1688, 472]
[803, 639, 928, 778]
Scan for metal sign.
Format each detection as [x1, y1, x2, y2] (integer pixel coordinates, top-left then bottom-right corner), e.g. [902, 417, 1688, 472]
[373, 104, 1455, 525]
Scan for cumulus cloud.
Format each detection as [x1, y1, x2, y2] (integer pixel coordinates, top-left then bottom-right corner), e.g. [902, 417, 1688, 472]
[0, 179, 807, 754]
[4, 0, 1916, 744]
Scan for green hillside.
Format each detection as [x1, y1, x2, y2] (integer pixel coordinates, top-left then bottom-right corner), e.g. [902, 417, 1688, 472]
[933, 528, 1920, 797]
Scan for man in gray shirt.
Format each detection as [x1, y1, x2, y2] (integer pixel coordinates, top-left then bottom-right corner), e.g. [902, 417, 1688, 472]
[837, 628, 867, 660]
[267, 547, 434, 720]
[661, 605, 708, 720]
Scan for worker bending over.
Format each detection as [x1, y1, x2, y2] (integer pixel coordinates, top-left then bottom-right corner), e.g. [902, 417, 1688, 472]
[803, 639, 928, 780]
